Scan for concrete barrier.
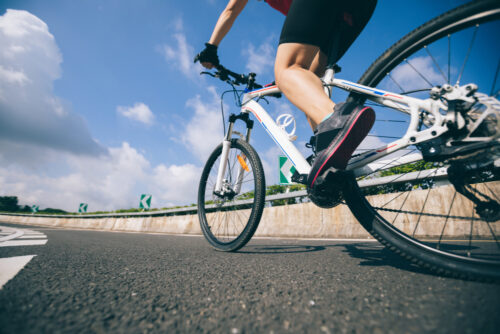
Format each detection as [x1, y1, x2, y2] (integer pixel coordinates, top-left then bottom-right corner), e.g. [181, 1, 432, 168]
[1, 183, 498, 239]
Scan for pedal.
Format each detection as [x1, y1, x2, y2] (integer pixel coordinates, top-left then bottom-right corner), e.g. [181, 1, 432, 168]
[314, 167, 347, 188]
[307, 168, 347, 209]
[291, 170, 308, 184]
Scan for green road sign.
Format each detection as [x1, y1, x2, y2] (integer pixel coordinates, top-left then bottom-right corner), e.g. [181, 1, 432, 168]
[31, 205, 39, 213]
[279, 156, 296, 185]
[139, 194, 152, 210]
[78, 203, 88, 213]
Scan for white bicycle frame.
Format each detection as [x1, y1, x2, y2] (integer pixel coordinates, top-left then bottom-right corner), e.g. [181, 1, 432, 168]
[214, 68, 453, 194]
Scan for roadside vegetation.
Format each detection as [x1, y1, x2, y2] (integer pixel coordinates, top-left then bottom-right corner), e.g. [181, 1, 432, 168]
[0, 162, 441, 216]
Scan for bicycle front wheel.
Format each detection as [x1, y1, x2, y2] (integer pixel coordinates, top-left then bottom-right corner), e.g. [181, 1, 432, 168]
[198, 139, 265, 251]
[344, 0, 500, 280]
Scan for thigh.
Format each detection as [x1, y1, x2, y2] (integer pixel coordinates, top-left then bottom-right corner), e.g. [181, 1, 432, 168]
[274, 43, 321, 75]
[279, 0, 338, 53]
[279, 0, 377, 64]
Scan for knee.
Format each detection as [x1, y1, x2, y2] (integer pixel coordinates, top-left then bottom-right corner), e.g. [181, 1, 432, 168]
[274, 63, 306, 89]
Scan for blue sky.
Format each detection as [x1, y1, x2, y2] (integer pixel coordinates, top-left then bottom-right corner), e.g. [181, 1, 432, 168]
[2, 0, 494, 212]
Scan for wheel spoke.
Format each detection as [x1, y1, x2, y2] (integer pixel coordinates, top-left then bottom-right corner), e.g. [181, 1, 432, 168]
[485, 220, 500, 251]
[405, 59, 434, 87]
[483, 182, 499, 202]
[456, 24, 479, 86]
[447, 34, 451, 84]
[387, 72, 405, 92]
[437, 190, 458, 249]
[199, 141, 264, 249]
[344, 3, 500, 278]
[364, 149, 418, 178]
[467, 189, 475, 257]
[379, 168, 439, 209]
[491, 58, 500, 97]
[390, 183, 413, 225]
[412, 181, 433, 237]
[424, 45, 448, 83]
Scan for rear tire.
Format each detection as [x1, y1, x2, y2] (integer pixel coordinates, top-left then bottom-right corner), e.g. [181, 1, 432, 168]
[344, 0, 500, 280]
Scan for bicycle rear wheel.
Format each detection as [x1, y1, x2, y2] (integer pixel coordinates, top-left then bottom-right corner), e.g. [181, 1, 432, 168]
[344, 0, 500, 280]
[198, 139, 265, 251]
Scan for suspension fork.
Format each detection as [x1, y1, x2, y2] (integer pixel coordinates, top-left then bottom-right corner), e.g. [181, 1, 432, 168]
[214, 113, 254, 194]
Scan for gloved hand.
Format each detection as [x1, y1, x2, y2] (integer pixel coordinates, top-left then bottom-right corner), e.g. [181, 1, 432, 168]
[194, 43, 220, 69]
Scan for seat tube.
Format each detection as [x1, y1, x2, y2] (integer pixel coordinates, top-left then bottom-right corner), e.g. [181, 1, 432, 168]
[322, 68, 335, 98]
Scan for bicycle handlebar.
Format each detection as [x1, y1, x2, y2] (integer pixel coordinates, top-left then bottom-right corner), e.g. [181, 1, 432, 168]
[200, 64, 263, 90]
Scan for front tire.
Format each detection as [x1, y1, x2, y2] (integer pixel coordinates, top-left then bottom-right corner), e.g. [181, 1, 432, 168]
[198, 139, 265, 251]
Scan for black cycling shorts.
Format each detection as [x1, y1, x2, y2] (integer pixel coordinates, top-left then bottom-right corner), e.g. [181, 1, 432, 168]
[279, 0, 377, 64]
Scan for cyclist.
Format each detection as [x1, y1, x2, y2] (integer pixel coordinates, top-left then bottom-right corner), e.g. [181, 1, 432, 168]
[195, 0, 377, 190]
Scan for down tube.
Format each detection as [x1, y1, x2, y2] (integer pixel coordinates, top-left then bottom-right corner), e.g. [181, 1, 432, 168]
[242, 100, 311, 175]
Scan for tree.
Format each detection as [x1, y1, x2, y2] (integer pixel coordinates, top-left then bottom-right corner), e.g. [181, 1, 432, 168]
[0, 196, 20, 212]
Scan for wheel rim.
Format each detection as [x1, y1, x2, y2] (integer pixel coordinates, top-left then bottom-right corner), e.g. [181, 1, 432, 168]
[200, 145, 257, 245]
[354, 8, 500, 264]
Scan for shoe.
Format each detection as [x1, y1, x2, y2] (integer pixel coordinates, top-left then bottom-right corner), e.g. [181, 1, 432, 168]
[307, 102, 375, 189]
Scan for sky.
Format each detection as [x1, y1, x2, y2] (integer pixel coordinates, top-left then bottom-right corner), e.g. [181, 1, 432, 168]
[0, 0, 493, 212]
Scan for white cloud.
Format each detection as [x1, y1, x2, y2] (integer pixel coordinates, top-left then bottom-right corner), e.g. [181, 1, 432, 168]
[387, 56, 443, 91]
[0, 65, 30, 87]
[150, 163, 201, 207]
[0, 142, 201, 211]
[117, 102, 155, 126]
[181, 86, 225, 161]
[243, 36, 276, 75]
[0, 10, 201, 212]
[160, 17, 203, 80]
[0, 9, 104, 156]
[0, 9, 49, 38]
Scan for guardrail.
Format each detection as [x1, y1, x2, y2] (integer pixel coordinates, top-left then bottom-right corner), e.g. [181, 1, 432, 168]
[0, 168, 449, 219]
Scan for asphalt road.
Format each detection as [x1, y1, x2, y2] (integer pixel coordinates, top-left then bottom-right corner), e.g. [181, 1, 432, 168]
[0, 222, 499, 333]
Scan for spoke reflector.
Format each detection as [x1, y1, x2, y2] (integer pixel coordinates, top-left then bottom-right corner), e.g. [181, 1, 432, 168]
[237, 154, 249, 172]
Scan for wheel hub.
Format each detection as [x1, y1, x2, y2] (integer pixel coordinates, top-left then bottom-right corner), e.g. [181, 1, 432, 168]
[419, 88, 500, 163]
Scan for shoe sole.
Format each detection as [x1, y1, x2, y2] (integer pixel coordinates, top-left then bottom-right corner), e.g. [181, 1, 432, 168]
[309, 106, 375, 188]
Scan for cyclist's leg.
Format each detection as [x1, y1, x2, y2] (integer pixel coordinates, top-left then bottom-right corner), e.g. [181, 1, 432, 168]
[274, 0, 339, 129]
[274, 43, 335, 130]
[307, 50, 328, 129]
[310, 50, 327, 77]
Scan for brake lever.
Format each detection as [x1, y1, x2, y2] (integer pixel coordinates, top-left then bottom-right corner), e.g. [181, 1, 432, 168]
[200, 71, 216, 78]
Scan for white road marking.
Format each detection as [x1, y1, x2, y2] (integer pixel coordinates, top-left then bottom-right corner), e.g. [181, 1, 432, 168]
[18, 235, 47, 239]
[0, 225, 47, 247]
[0, 240, 48, 247]
[0, 229, 24, 242]
[0, 226, 47, 288]
[0, 255, 36, 289]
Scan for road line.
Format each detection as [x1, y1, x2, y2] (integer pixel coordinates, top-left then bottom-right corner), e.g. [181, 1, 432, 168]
[0, 230, 24, 242]
[0, 240, 48, 247]
[0, 255, 36, 289]
[18, 235, 47, 239]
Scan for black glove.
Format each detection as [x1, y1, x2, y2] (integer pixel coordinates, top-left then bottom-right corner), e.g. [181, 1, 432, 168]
[194, 43, 219, 67]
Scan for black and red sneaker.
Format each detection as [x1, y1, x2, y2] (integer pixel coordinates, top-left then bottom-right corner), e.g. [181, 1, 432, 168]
[307, 102, 375, 189]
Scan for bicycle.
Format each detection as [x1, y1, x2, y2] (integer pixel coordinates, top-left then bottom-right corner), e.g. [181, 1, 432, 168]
[197, 0, 500, 281]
